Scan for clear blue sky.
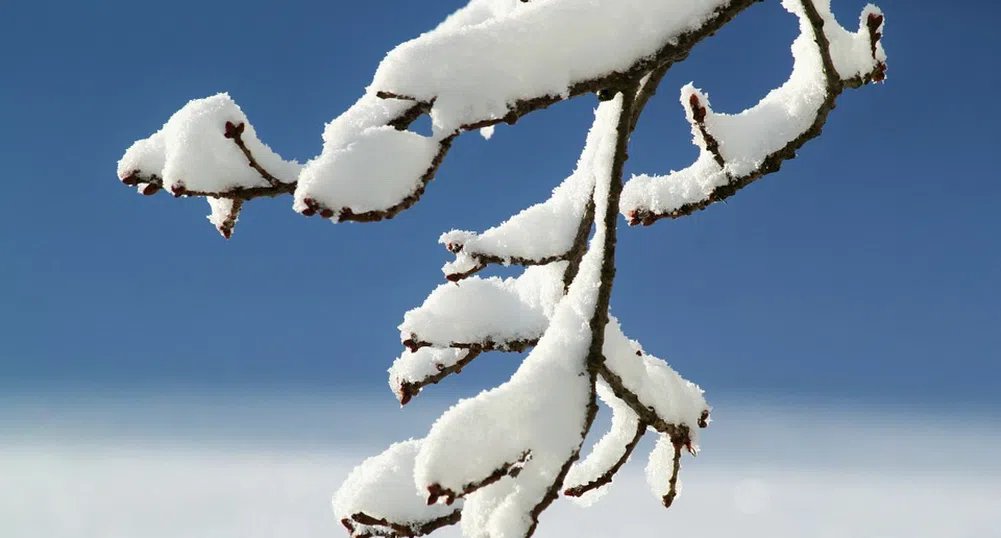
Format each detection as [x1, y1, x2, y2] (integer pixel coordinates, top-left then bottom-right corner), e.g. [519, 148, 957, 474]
[1, 0, 998, 412]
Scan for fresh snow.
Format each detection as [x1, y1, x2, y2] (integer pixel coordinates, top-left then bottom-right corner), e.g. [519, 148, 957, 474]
[332, 439, 459, 535]
[620, 0, 885, 219]
[117, 94, 300, 194]
[564, 381, 641, 507]
[399, 263, 567, 350]
[370, 0, 732, 133]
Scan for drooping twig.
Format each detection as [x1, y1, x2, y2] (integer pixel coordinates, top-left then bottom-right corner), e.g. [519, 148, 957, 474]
[661, 440, 684, 508]
[563, 420, 646, 497]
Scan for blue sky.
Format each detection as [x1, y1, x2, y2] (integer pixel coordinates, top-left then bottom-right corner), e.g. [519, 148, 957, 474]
[1, 0, 999, 414]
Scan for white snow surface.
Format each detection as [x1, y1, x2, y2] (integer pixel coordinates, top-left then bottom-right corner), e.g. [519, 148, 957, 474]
[620, 0, 886, 219]
[564, 381, 641, 507]
[332, 439, 459, 531]
[294, 126, 442, 220]
[411, 97, 625, 538]
[399, 263, 567, 349]
[370, 0, 732, 133]
[117, 94, 300, 193]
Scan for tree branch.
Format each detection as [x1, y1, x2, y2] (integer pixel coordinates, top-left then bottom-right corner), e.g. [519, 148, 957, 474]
[627, 0, 886, 226]
[661, 439, 684, 508]
[402, 337, 537, 355]
[425, 451, 532, 505]
[343, 510, 462, 538]
[119, 1, 760, 228]
[395, 349, 481, 406]
[563, 420, 646, 498]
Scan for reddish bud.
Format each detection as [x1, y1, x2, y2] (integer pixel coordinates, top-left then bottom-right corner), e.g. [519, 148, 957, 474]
[299, 197, 318, 216]
[319, 208, 335, 219]
[688, 93, 707, 123]
[170, 183, 186, 197]
[121, 170, 140, 186]
[223, 121, 245, 139]
[140, 183, 161, 196]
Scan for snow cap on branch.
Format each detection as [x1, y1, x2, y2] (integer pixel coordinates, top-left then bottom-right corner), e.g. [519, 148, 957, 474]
[621, 0, 887, 224]
[117, 94, 300, 195]
[369, 0, 734, 132]
[333, 439, 461, 538]
[399, 263, 566, 351]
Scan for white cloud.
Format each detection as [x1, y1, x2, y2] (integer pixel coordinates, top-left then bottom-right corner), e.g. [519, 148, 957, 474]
[2, 390, 999, 538]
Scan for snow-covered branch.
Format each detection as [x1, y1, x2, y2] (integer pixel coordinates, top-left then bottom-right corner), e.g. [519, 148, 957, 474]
[334, 440, 462, 538]
[117, 0, 761, 238]
[622, 0, 887, 225]
[563, 382, 645, 502]
[114, 1, 888, 536]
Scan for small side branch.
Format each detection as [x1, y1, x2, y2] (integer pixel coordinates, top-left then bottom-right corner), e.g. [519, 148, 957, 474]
[625, 0, 887, 226]
[223, 121, 283, 188]
[563, 420, 646, 497]
[661, 440, 684, 508]
[426, 451, 532, 505]
[395, 349, 481, 406]
[402, 337, 538, 355]
[343, 510, 461, 538]
[596, 362, 703, 447]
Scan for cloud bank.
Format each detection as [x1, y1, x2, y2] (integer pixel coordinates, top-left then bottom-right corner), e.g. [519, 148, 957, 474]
[2, 389, 998, 538]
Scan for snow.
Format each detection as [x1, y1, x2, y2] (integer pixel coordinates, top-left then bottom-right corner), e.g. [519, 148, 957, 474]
[645, 434, 682, 504]
[293, 126, 442, 221]
[438, 114, 602, 273]
[411, 97, 625, 538]
[564, 381, 641, 507]
[332, 439, 460, 535]
[388, 347, 470, 403]
[399, 263, 566, 350]
[206, 198, 238, 236]
[620, 0, 886, 220]
[117, 94, 300, 194]
[369, 0, 731, 133]
[603, 317, 708, 442]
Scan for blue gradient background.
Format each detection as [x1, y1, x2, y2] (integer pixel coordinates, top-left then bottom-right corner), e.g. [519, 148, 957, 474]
[1, 1, 1000, 536]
